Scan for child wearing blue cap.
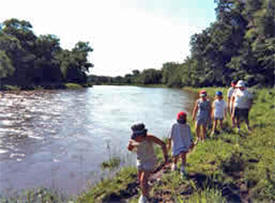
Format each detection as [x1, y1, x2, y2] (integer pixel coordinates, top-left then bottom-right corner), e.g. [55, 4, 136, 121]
[211, 91, 227, 136]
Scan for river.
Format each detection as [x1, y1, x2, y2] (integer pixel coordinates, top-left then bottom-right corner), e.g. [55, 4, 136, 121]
[0, 85, 196, 197]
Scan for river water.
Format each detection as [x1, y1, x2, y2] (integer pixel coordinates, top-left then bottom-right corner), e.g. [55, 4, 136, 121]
[0, 85, 196, 196]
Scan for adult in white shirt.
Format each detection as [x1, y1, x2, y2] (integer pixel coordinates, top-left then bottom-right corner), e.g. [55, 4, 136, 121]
[231, 80, 253, 133]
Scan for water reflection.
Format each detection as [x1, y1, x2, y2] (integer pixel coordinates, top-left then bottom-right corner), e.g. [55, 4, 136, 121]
[0, 86, 196, 196]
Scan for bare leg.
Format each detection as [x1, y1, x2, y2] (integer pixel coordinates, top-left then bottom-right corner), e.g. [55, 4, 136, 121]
[195, 122, 200, 144]
[245, 118, 252, 133]
[180, 152, 186, 167]
[171, 155, 178, 171]
[236, 117, 241, 133]
[220, 119, 224, 130]
[138, 170, 142, 183]
[211, 120, 217, 136]
[231, 108, 236, 127]
[202, 125, 207, 141]
[140, 171, 150, 198]
[173, 155, 178, 165]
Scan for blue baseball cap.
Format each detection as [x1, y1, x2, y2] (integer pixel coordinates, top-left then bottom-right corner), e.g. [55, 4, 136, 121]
[216, 91, 223, 96]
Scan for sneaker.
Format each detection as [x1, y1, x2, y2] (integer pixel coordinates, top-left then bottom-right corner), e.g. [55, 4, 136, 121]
[139, 195, 149, 203]
[210, 131, 215, 137]
[171, 163, 177, 171]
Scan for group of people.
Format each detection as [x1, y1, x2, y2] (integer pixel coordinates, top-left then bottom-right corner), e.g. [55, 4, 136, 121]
[127, 80, 253, 203]
[192, 79, 253, 143]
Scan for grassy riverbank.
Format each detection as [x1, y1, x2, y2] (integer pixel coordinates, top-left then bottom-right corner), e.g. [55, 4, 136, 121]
[78, 87, 275, 202]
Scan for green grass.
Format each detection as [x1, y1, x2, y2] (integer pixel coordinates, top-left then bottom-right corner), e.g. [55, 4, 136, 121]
[77, 167, 138, 203]
[2, 85, 21, 91]
[65, 83, 83, 89]
[100, 157, 121, 170]
[0, 188, 68, 203]
[79, 88, 275, 202]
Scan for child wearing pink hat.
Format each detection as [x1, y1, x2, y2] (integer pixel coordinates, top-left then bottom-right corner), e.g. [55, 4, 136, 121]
[192, 90, 211, 143]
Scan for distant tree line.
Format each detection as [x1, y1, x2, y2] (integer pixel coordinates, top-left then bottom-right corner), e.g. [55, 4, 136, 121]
[87, 69, 162, 85]
[0, 19, 93, 89]
[92, 0, 274, 88]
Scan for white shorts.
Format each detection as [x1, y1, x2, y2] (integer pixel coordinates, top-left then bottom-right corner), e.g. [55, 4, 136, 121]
[137, 160, 156, 171]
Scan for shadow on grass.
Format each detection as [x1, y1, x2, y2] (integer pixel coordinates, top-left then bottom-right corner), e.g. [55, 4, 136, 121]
[101, 181, 139, 202]
[184, 172, 242, 203]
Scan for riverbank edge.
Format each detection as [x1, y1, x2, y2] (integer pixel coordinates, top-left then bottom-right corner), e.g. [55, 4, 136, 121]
[77, 87, 275, 202]
[0, 83, 166, 92]
[0, 83, 93, 91]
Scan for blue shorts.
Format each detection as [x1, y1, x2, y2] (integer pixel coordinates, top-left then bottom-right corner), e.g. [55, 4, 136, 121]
[172, 147, 189, 157]
[196, 117, 208, 126]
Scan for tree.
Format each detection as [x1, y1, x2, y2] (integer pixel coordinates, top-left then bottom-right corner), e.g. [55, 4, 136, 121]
[0, 18, 94, 88]
[56, 41, 93, 84]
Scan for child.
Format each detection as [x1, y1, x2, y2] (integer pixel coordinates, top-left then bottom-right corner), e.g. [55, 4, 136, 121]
[168, 111, 194, 176]
[127, 123, 168, 203]
[211, 91, 227, 136]
[192, 90, 211, 143]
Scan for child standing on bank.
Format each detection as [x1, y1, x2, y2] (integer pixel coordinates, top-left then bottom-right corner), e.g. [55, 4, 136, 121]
[211, 91, 227, 136]
[127, 123, 168, 203]
[168, 111, 194, 176]
[192, 90, 211, 143]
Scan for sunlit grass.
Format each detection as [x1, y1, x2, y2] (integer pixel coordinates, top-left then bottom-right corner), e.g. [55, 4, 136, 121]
[65, 83, 83, 89]
[77, 167, 138, 203]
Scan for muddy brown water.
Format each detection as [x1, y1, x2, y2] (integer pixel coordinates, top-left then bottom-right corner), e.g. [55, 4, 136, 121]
[0, 85, 196, 197]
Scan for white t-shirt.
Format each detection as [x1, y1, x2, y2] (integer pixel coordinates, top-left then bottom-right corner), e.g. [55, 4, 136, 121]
[212, 99, 226, 118]
[232, 89, 253, 109]
[169, 123, 192, 156]
[227, 87, 235, 98]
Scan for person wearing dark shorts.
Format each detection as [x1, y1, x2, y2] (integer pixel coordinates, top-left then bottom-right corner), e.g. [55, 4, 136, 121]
[231, 80, 253, 133]
[234, 107, 249, 121]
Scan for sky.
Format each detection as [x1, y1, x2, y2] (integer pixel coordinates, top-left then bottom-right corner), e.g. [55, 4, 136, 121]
[1, 0, 216, 76]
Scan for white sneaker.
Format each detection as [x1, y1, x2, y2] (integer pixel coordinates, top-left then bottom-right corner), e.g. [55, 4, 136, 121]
[210, 131, 215, 137]
[171, 163, 177, 171]
[139, 195, 149, 203]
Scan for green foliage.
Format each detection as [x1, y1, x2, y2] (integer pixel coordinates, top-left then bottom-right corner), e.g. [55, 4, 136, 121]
[0, 50, 14, 79]
[0, 18, 93, 89]
[111, 0, 274, 88]
[65, 83, 83, 89]
[100, 157, 121, 170]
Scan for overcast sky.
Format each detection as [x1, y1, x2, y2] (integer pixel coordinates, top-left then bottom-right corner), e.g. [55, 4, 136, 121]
[1, 0, 216, 76]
